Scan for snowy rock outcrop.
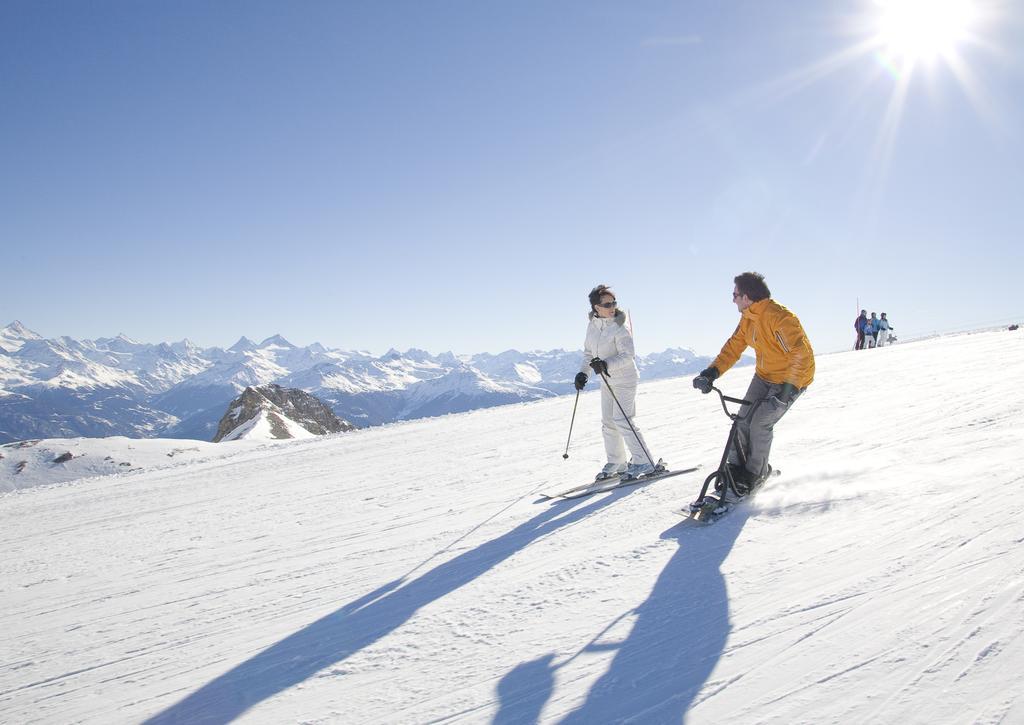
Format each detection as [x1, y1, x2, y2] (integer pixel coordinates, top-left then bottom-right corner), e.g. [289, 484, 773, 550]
[213, 385, 355, 442]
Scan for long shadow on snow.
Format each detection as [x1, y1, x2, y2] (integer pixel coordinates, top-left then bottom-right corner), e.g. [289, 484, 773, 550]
[493, 508, 751, 724]
[144, 489, 629, 724]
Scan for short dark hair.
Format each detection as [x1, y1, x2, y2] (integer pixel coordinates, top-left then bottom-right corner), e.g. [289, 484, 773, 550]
[734, 272, 770, 302]
[588, 284, 615, 311]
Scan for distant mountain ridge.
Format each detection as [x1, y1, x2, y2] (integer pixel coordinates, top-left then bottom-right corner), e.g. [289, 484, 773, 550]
[0, 321, 742, 443]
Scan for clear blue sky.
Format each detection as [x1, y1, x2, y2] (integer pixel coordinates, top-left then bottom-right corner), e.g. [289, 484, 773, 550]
[3, 0, 1023, 356]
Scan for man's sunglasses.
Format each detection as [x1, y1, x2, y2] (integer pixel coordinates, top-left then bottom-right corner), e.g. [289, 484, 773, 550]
[596, 301, 618, 309]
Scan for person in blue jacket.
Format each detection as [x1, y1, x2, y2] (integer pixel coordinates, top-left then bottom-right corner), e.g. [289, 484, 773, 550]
[876, 312, 894, 347]
[863, 314, 876, 348]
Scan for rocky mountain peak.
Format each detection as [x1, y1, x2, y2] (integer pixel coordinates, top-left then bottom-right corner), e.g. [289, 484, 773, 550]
[4, 321, 40, 337]
[213, 384, 355, 442]
[228, 337, 257, 353]
[259, 335, 295, 349]
[1, 321, 43, 353]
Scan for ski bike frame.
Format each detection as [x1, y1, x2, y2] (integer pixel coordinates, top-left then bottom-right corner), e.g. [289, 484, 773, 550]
[692, 385, 768, 505]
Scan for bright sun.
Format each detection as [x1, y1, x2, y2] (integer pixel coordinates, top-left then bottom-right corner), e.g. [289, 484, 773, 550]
[875, 0, 978, 63]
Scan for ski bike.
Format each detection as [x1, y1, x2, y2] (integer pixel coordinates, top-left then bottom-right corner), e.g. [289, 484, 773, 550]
[684, 386, 779, 523]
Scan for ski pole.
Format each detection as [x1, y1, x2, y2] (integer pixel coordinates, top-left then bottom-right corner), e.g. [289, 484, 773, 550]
[562, 389, 580, 459]
[597, 370, 656, 467]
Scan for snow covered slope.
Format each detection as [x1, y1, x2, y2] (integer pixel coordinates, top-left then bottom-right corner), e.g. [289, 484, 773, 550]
[2, 329, 1023, 723]
[0, 436, 274, 492]
[217, 408, 318, 442]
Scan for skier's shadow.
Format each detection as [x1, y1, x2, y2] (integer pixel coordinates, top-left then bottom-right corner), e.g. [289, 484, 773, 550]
[493, 509, 751, 724]
[144, 490, 627, 724]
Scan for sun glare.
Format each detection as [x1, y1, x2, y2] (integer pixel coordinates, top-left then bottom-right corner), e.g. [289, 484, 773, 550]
[747, 0, 1004, 226]
[875, 0, 977, 64]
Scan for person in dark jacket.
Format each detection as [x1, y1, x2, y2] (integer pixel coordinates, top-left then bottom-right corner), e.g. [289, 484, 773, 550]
[854, 310, 867, 350]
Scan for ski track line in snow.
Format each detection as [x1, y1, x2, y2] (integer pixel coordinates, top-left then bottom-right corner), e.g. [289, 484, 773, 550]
[858, 573, 1024, 721]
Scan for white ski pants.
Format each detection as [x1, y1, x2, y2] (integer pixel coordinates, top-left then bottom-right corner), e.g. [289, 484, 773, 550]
[600, 378, 652, 466]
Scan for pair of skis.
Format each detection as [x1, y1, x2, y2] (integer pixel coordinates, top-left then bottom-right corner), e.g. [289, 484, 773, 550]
[540, 464, 702, 500]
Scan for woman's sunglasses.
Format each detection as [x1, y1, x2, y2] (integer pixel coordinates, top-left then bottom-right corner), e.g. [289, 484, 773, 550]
[596, 301, 618, 309]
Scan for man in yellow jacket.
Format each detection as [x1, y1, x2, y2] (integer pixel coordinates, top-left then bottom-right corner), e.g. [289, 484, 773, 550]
[692, 272, 814, 495]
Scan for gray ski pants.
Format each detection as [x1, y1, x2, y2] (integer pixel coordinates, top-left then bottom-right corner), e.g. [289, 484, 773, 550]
[728, 375, 803, 478]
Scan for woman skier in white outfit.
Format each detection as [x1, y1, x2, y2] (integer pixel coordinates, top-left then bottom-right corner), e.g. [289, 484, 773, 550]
[574, 285, 657, 481]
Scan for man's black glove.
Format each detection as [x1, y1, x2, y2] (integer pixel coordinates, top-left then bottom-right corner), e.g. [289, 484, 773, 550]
[574, 372, 588, 391]
[692, 366, 719, 394]
[589, 358, 609, 376]
[768, 382, 799, 409]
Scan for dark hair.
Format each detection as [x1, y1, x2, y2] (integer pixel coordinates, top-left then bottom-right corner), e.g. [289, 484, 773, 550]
[588, 284, 615, 312]
[734, 272, 770, 302]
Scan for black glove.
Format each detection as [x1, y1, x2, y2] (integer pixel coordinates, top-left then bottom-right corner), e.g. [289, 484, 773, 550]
[589, 358, 609, 376]
[574, 372, 588, 391]
[767, 382, 799, 409]
[692, 366, 719, 394]
[777, 382, 798, 404]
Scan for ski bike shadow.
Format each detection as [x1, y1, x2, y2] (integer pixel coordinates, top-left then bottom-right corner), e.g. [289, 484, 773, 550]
[492, 508, 752, 724]
[143, 487, 633, 724]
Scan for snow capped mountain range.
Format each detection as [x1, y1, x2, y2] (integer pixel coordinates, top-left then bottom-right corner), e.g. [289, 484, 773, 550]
[0, 321, 733, 443]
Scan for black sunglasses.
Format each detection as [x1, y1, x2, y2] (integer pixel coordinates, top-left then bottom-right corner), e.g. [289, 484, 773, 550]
[596, 301, 617, 309]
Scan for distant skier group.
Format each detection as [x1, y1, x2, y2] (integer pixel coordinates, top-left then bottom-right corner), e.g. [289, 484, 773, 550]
[854, 310, 895, 349]
[573, 272, 815, 509]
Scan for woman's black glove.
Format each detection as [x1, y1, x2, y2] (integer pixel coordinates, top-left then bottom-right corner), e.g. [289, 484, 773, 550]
[574, 372, 588, 391]
[692, 366, 719, 394]
[589, 358, 609, 376]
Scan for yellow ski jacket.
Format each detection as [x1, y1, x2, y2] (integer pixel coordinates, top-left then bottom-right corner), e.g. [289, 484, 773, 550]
[711, 299, 815, 389]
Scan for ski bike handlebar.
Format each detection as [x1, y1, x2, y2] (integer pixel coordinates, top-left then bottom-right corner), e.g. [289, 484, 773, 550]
[709, 385, 753, 420]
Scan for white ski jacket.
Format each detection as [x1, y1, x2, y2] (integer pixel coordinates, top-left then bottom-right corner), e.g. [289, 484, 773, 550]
[580, 310, 639, 382]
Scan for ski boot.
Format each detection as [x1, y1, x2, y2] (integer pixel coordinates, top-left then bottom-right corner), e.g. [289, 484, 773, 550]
[595, 462, 627, 481]
[622, 458, 667, 481]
